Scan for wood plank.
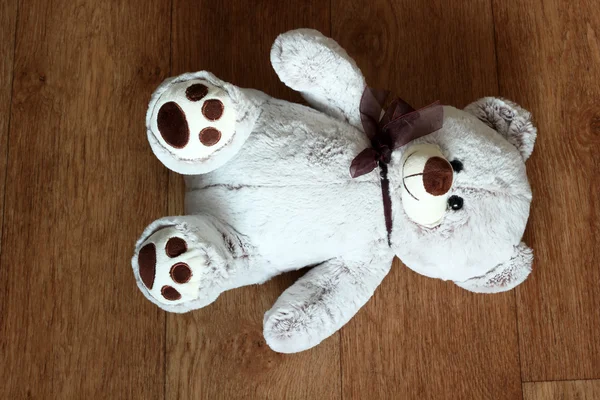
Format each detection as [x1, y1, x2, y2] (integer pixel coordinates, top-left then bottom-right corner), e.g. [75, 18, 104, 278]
[0, 0, 17, 254]
[333, 1, 523, 399]
[0, 0, 171, 397]
[524, 380, 600, 400]
[166, 1, 337, 399]
[493, 0, 600, 381]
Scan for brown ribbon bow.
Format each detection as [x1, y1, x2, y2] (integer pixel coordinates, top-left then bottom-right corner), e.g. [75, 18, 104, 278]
[351, 87, 444, 242]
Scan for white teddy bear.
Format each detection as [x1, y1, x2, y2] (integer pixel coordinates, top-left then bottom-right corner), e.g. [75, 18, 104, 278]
[132, 29, 537, 353]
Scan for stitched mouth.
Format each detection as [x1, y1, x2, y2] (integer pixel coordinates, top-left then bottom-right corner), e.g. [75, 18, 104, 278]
[403, 179, 419, 201]
[402, 152, 420, 201]
[402, 151, 416, 171]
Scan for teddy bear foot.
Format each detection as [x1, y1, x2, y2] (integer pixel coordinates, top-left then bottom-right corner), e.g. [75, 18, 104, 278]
[132, 216, 231, 312]
[150, 79, 235, 156]
[145, 73, 260, 175]
[136, 225, 209, 306]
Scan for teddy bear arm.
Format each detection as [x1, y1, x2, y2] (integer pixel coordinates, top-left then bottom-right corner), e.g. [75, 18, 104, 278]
[263, 253, 393, 353]
[270, 29, 366, 129]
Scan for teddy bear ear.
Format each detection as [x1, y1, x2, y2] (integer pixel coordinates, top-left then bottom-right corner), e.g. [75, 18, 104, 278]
[454, 242, 533, 293]
[464, 97, 537, 161]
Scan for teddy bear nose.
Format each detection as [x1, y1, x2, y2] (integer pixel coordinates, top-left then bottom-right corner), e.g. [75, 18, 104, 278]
[422, 156, 453, 195]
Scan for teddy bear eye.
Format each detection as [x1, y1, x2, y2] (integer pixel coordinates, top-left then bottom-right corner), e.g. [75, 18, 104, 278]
[448, 195, 464, 210]
[450, 159, 463, 173]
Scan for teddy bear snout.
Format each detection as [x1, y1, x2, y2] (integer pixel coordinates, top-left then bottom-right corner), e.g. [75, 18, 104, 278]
[422, 157, 453, 196]
[400, 144, 453, 227]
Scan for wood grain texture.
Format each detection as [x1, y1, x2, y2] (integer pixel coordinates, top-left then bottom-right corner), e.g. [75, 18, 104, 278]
[0, 0, 17, 255]
[0, 0, 171, 397]
[523, 380, 600, 400]
[332, 1, 523, 399]
[167, 1, 338, 399]
[0, 1, 598, 398]
[493, 0, 600, 381]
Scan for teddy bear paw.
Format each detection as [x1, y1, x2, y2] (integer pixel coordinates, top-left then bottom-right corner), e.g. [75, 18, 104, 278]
[148, 79, 236, 163]
[263, 307, 314, 353]
[135, 226, 209, 305]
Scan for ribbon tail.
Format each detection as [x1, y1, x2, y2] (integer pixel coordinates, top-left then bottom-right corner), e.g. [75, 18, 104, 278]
[350, 148, 379, 178]
[379, 167, 393, 245]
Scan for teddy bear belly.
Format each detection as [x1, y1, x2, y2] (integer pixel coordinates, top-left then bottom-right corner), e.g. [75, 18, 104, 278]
[185, 181, 388, 271]
[182, 97, 390, 269]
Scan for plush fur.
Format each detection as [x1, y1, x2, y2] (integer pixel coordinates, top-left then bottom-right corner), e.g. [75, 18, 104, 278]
[131, 29, 537, 353]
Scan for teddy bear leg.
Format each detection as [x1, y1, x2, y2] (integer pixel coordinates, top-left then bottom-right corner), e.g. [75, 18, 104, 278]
[146, 71, 264, 175]
[270, 29, 366, 129]
[131, 215, 247, 313]
[263, 253, 393, 353]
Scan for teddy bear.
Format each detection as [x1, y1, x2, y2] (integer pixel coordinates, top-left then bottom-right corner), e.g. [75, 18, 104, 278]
[132, 29, 537, 353]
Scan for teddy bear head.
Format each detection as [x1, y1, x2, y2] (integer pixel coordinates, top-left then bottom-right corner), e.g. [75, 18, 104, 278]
[386, 97, 537, 290]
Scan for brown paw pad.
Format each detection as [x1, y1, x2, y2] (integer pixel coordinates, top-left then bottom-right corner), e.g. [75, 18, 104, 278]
[199, 127, 221, 146]
[170, 262, 192, 283]
[202, 99, 224, 121]
[138, 243, 156, 289]
[186, 83, 208, 102]
[166, 237, 187, 258]
[161, 285, 181, 301]
[157, 102, 189, 148]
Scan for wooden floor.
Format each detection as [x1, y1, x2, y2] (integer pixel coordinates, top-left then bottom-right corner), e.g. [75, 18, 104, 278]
[1, 0, 599, 399]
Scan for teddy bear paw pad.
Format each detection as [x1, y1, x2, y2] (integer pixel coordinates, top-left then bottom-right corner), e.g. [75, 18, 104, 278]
[136, 226, 208, 304]
[149, 79, 236, 162]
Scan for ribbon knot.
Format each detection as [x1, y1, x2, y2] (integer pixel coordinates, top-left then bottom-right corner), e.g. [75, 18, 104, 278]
[350, 87, 444, 244]
[378, 145, 392, 164]
[350, 88, 444, 178]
